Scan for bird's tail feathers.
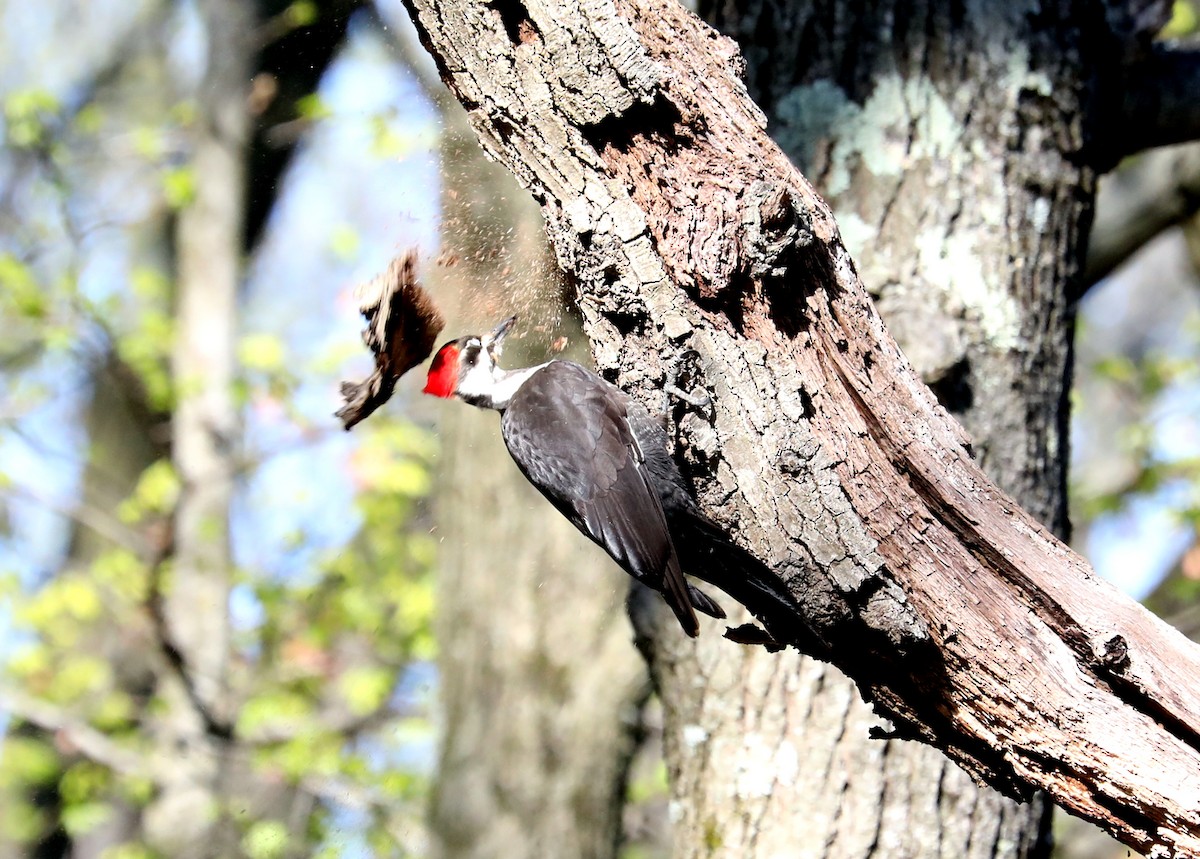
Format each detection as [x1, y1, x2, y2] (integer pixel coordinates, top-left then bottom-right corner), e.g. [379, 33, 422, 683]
[661, 556, 701, 637]
[675, 511, 799, 626]
[688, 583, 726, 619]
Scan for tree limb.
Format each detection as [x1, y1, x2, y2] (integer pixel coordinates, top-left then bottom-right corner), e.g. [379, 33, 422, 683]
[401, 0, 1200, 853]
[0, 482, 148, 557]
[1099, 44, 1200, 167]
[241, 700, 403, 746]
[1113, 45, 1200, 160]
[0, 686, 151, 779]
[144, 530, 235, 741]
[1080, 141, 1200, 294]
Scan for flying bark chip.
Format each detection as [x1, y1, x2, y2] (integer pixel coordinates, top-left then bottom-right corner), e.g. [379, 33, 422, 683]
[336, 251, 446, 429]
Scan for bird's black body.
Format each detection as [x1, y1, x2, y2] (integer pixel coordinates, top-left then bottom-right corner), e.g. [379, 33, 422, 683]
[423, 317, 774, 637]
[501, 361, 723, 634]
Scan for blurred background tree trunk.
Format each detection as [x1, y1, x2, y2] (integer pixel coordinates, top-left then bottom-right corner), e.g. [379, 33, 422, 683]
[425, 95, 651, 859]
[141, 0, 249, 854]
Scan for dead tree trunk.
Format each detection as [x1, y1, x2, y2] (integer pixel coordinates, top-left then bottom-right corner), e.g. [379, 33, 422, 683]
[401, 0, 1200, 854]
[641, 0, 1095, 853]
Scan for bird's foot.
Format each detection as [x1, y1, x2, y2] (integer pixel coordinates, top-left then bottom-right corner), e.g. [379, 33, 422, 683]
[665, 383, 711, 408]
[661, 348, 711, 416]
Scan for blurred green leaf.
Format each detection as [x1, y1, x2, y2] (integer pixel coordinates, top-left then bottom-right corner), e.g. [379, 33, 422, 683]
[286, 0, 318, 27]
[61, 761, 110, 804]
[117, 775, 156, 807]
[0, 736, 60, 786]
[91, 690, 136, 731]
[91, 548, 148, 603]
[327, 223, 361, 261]
[239, 333, 287, 373]
[295, 93, 330, 121]
[62, 802, 113, 837]
[61, 576, 103, 621]
[0, 253, 47, 319]
[626, 758, 668, 804]
[131, 125, 166, 159]
[3, 88, 60, 149]
[116, 306, 176, 410]
[0, 801, 47, 844]
[1161, 0, 1198, 37]
[243, 820, 289, 859]
[339, 665, 394, 716]
[1090, 354, 1136, 384]
[50, 654, 112, 702]
[118, 460, 180, 523]
[74, 102, 104, 135]
[162, 165, 197, 208]
[237, 690, 313, 737]
[130, 266, 170, 302]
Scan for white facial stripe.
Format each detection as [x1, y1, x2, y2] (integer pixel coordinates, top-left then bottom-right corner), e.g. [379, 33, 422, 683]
[455, 357, 498, 401]
[455, 357, 551, 410]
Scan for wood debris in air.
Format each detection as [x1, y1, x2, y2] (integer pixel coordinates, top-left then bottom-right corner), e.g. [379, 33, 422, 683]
[336, 251, 446, 430]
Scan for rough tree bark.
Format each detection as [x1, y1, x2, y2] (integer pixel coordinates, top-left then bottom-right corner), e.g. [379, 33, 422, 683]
[401, 0, 1200, 855]
[641, 1, 1089, 854]
[427, 98, 649, 859]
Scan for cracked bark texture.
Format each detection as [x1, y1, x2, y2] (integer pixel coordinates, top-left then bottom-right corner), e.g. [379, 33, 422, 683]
[427, 99, 649, 859]
[641, 2, 1083, 855]
[401, 0, 1200, 854]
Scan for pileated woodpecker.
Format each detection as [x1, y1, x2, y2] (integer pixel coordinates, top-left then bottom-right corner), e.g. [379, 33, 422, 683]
[423, 315, 731, 636]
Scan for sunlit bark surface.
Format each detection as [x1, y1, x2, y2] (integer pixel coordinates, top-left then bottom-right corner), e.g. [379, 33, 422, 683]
[402, 0, 1200, 854]
[642, 0, 1091, 854]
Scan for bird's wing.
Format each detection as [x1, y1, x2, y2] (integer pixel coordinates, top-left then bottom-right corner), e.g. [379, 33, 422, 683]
[501, 362, 700, 636]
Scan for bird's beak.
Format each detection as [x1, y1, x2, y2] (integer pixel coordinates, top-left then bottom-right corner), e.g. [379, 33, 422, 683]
[482, 315, 517, 356]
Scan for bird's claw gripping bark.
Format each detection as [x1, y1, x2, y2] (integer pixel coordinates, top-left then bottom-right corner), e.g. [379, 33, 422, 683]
[662, 348, 711, 415]
[665, 383, 711, 408]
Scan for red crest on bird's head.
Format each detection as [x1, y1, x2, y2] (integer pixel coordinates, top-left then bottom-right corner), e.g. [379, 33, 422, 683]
[423, 316, 517, 399]
[423, 341, 462, 398]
